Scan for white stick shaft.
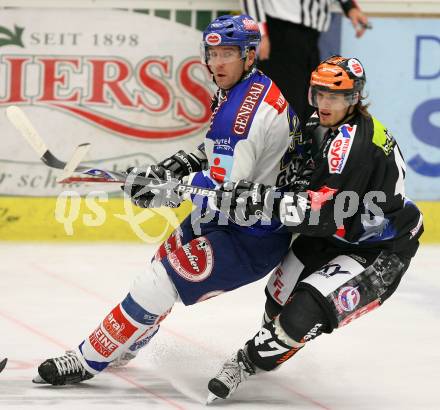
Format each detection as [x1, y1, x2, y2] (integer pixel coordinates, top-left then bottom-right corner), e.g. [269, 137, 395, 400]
[6, 105, 47, 157]
[56, 143, 91, 182]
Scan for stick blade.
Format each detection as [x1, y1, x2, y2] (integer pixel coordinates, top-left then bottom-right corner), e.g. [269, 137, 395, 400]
[6, 105, 47, 157]
[59, 176, 121, 184]
[56, 143, 91, 182]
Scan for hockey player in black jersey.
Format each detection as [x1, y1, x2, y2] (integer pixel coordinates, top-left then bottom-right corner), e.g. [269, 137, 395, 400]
[207, 55, 424, 402]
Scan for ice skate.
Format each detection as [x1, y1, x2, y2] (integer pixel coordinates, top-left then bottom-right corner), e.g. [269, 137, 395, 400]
[207, 349, 256, 403]
[34, 351, 93, 385]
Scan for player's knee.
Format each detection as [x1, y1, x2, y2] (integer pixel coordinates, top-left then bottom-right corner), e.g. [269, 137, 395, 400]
[128, 260, 178, 316]
[279, 289, 332, 343]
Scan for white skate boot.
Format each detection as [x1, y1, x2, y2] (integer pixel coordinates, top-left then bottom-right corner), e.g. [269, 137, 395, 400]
[207, 349, 256, 403]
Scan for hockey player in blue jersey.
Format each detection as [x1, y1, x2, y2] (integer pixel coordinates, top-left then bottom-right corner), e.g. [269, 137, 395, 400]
[34, 14, 306, 385]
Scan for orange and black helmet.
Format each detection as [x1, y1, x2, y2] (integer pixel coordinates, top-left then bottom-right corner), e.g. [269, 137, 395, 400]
[309, 55, 366, 107]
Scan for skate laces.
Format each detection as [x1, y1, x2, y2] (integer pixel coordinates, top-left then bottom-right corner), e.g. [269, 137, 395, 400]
[221, 356, 242, 386]
[53, 352, 84, 376]
[218, 350, 255, 388]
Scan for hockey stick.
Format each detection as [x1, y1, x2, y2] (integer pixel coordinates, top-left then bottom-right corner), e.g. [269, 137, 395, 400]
[6, 105, 134, 181]
[56, 143, 91, 183]
[5, 105, 221, 199]
[0, 358, 7, 373]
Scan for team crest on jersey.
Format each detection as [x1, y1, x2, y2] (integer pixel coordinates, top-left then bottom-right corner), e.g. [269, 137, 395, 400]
[168, 237, 214, 282]
[328, 124, 356, 174]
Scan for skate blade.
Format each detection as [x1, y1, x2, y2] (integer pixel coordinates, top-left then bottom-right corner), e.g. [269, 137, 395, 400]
[206, 392, 220, 404]
[32, 374, 48, 384]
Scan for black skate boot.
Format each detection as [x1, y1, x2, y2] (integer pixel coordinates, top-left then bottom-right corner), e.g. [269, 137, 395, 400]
[34, 351, 94, 385]
[207, 349, 256, 403]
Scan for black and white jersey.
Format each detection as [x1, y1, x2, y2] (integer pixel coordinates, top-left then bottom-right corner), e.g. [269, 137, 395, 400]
[241, 0, 357, 32]
[276, 112, 424, 257]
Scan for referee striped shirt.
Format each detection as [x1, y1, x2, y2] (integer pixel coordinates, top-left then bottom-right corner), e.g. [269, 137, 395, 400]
[241, 0, 357, 33]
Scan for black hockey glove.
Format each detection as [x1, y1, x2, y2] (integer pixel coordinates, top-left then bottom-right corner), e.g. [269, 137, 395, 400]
[291, 158, 315, 191]
[216, 180, 280, 224]
[122, 146, 207, 209]
[158, 146, 207, 179]
[123, 165, 182, 209]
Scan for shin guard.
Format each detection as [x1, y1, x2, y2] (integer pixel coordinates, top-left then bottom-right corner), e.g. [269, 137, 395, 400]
[246, 317, 305, 371]
[77, 261, 177, 374]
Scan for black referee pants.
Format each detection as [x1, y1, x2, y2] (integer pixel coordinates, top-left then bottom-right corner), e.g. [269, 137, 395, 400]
[259, 15, 321, 128]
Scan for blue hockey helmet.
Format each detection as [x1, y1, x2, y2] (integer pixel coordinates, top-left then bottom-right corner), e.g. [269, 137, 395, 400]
[201, 14, 261, 64]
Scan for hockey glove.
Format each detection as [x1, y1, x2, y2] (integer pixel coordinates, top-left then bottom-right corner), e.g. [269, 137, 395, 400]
[158, 147, 207, 179]
[122, 146, 207, 209]
[291, 158, 315, 191]
[216, 180, 280, 224]
[123, 165, 182, 209]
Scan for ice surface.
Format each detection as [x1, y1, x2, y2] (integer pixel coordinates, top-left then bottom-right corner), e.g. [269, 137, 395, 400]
[0, 243, 439, 409]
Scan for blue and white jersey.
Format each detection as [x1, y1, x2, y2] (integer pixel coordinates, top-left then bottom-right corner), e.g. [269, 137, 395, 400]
[188, 69, 302, 233]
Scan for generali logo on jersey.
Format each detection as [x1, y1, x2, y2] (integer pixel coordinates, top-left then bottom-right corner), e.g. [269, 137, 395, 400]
[0, 9, 213, 141]
[328, 124, 357, 174]
[233, 82, 265, 135]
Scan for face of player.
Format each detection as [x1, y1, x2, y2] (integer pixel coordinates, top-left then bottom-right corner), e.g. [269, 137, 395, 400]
[207, 46, 256, 90]
[315, 91, 355, 129]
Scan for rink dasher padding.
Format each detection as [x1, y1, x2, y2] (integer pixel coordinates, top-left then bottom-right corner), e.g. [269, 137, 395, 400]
[0, 197, 438, 242]
[0, 197, 193, 242]
[416, 202, 439, 243]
